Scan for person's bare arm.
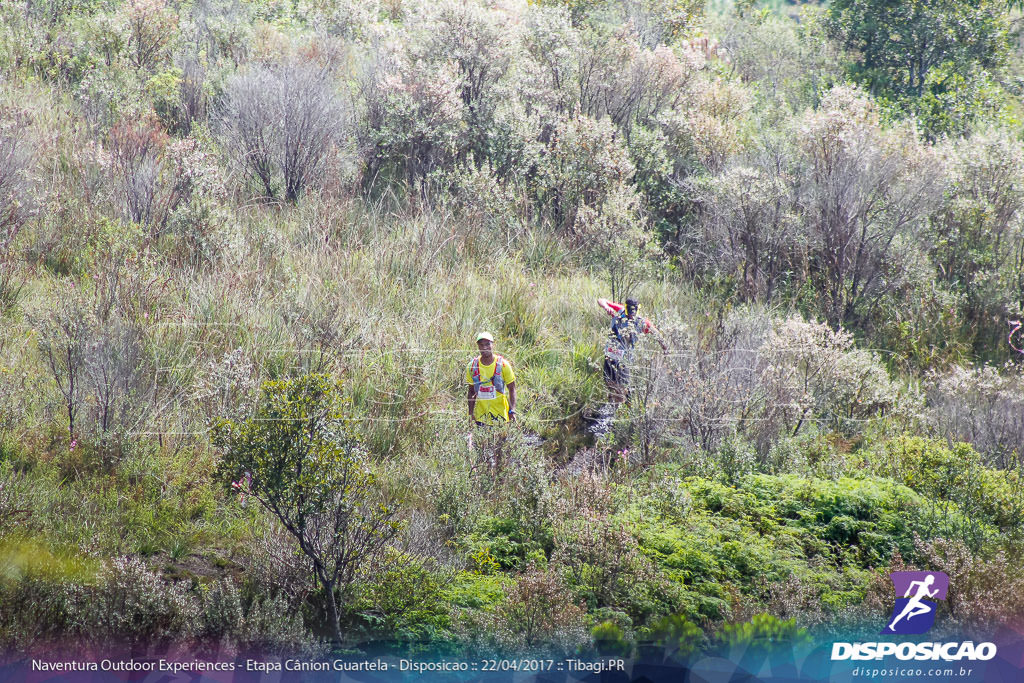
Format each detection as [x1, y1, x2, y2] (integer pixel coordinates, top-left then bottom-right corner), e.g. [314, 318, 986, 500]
[645, 319, 669, 350]
[597, 298, 620, 316]
[507, 381, 517, 421]
[467, 385, 477, 424]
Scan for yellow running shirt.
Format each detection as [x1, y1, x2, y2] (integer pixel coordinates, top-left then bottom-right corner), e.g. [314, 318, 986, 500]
[465, 356, 516, 423]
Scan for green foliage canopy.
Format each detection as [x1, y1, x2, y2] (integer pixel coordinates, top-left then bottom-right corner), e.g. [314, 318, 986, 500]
[826, 0, 1010, 135]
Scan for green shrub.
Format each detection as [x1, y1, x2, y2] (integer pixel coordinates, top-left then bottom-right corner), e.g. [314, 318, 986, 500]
[444, 573, 510, 610]
[732, 474, 990, 563]
[461, 516, 538, 571]
[363, 57, 466, 192]
[351, 550, 453, 646]
[868, 435, 1024, 542]
[826, 0, 1009, 138]
[553, 512, 679, 623]
[623, 470, 987, 629]
[717, 613, 810, 649]
[591, 620, 633, 657]
[644, 614, 703, 659]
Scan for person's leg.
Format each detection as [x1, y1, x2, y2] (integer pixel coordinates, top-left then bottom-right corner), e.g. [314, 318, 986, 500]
[604, 359, 625, 404]
[620, 363, 631, 404]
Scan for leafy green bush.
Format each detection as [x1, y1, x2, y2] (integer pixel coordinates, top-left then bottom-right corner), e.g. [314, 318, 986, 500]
[733, 474, 987, 563]
[644, 614, 703, 659]
[622, 470, 988, 629]
[827, 0, 1009, 137]
[350, 550, 453, 647]
[213, 374, 403, 643]
[553, 511, 679, 623]
[869, 435, 1024, 537]
[445, 572, 510, 610]
[591, 620, 633, 657]
[461, 516, 545, 572]
[717, 613, 810, 649]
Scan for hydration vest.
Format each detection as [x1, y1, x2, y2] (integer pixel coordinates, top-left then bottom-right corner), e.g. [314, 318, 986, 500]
[610, 313, 640, 350]
[471, 355, 506, 395]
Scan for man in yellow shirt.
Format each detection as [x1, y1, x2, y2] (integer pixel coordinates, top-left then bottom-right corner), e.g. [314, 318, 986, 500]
[466, 332, 517, 425]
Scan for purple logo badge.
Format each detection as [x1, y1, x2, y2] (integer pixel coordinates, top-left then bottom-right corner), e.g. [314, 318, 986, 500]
[882, 571, 950, 635]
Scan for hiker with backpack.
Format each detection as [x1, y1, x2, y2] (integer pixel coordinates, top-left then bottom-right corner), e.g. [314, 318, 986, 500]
[598, 297, 668, 404]
[466, 332, 517, 425]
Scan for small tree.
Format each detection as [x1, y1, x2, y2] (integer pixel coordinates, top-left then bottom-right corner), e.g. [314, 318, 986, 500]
[212, 375, 402, 645]
[221, 60, 344, 202]
[36, 285, 92, 441]
[361, 56, 466, 193]
[929, 131, 1024, 355]
[796, 86, 941, 328]
[496, 562, 587, 651]
[536, 113, 634, 232]
[690, 165, 796, 303]
[577, 185, 656, 301]
[123, 0, 178, 72]
[108, 116, 180, 232]
[427, 1, 513, 160]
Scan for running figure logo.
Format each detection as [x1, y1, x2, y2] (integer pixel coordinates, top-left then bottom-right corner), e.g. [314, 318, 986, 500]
[882, 571, 950, 635]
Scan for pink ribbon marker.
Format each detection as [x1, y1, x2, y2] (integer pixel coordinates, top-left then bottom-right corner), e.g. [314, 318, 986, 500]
[1009, 320, 1024, 355]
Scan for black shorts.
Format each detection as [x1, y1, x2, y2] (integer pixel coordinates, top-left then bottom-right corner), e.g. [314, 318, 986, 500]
[603, 358, 630, 385]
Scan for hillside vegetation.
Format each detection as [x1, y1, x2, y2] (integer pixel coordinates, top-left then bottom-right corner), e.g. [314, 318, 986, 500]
[1, 0, 1024, 658]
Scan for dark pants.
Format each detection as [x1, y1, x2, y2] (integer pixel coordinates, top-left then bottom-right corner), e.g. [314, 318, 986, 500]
[603, 358, 630, 386]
